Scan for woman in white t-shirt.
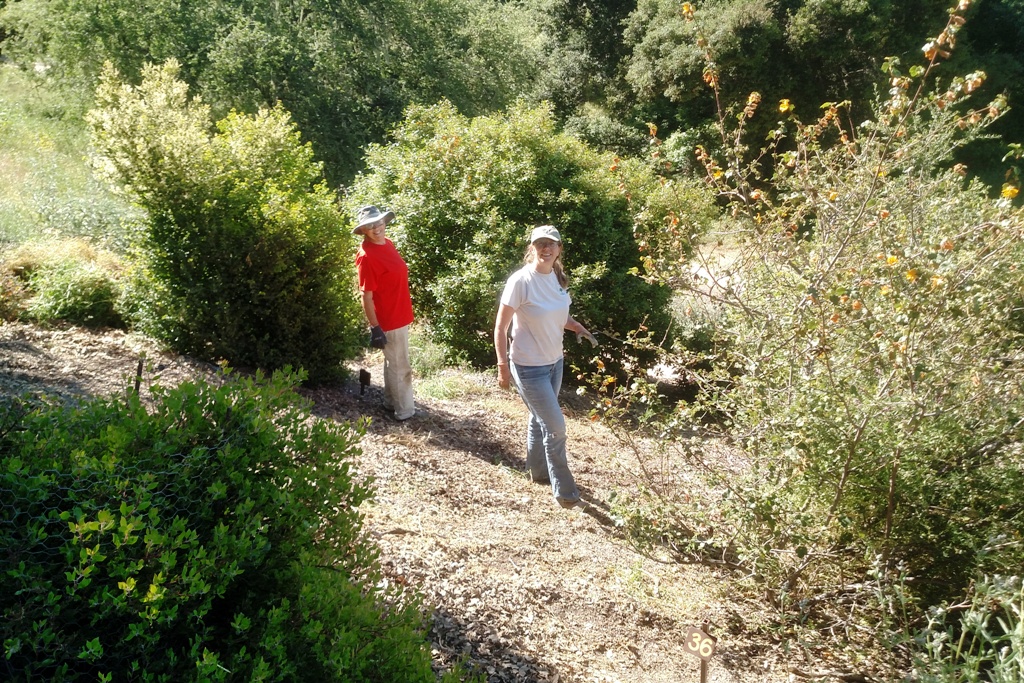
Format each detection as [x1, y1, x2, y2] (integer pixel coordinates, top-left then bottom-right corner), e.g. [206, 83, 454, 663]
[494, 225, 598, 509]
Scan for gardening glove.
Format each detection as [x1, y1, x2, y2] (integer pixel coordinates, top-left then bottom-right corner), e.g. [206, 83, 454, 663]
[370, 325, 388, 349]
[576, 330, 599, 347]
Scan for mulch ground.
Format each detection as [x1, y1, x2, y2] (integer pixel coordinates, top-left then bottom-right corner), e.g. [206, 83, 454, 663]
[1, 320, 799, 683]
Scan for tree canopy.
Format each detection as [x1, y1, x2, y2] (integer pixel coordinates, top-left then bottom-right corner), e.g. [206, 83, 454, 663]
[0, 0, 547, 184]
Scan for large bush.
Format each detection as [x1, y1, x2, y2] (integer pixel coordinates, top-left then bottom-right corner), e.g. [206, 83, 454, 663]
[347, 100, 718, 369]
[0, 370, 438, 682]
[86, 61, 363, 381]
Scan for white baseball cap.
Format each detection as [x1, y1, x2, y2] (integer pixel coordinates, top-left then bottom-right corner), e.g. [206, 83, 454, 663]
[529, 225, 561, 243]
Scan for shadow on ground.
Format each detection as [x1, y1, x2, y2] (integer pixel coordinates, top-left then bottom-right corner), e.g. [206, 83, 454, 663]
[302, 374, 619, 530]
[426, 605, 564, 683]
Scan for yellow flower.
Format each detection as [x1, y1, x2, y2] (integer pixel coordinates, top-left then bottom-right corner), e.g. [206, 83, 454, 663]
[1002, 184, 1019, 199]
[887, 255, 900, 266]
[779, 99, 794, 114]
[905, 269, 918, 283]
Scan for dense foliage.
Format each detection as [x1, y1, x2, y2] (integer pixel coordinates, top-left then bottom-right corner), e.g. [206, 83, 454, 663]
[347, 100, 718, 369]
[0, 239, 125, 328]
[4, 0, 1023, 185]
[623, 0, 944, 125]
[87, 61, 363, 381]
[0, 370, 439, 682]
[619, 0, 1024, 184]
[589, 1, 1024, 663]
[0, 0, 546, 184]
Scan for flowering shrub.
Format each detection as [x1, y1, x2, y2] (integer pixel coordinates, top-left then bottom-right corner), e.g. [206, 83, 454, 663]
[591, 0, 1024, 651]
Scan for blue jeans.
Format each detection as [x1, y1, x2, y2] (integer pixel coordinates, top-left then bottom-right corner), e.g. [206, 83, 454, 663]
[510, 358, 580, 503]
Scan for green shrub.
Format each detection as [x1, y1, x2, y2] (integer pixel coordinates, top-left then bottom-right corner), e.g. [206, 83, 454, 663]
[2, 238, 126, 327]
[86, 60, 363, 382]
[347, 100, 718, 370]
[561, 104, 647, 157]
[0, 269, 29, 320]
[26, 258, 123, 327]
[913, 575, 1023, 682]
[407, 323, 457, 378]
[0, 370, 438, 682]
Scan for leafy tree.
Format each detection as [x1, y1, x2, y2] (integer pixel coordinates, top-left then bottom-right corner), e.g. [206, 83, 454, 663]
[0, 0, 226, 95]
[520, 0, 652, 156]
[347, 100, 717, 369]
[521, 0, 636, 112]
[0, 0, 545, 183]
[200, 0, 544, 183]
[620, 0, 948, 148]
[87, 60, 363, 381]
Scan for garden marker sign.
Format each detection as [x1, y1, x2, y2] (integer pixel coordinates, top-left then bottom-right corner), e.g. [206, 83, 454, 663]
[684, 625, 716, 660]
[683, 624, 717, 683]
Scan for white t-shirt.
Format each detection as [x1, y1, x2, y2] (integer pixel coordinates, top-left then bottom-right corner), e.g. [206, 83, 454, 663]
[500, 265, 570, 366]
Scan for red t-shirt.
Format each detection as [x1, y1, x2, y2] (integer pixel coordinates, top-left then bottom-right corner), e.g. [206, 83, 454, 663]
[355, 239, 414, 332]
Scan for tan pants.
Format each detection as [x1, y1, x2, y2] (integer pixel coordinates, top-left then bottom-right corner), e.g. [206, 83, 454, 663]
[382, 324, 415, 419]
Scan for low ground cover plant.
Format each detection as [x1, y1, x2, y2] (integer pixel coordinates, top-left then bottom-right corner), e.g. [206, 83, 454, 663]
[1, 238, 126, 328]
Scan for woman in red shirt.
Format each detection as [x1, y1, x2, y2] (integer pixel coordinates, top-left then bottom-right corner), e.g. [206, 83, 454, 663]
[354, 205, 416, 421]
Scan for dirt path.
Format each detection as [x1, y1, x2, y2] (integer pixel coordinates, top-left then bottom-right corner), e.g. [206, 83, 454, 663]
[0, 321, 789, 683]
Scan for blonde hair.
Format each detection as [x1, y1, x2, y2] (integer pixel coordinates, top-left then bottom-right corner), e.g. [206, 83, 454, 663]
[524, 242, 568, 289]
